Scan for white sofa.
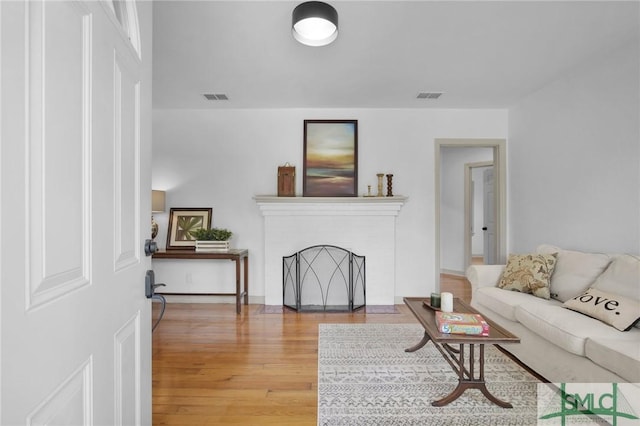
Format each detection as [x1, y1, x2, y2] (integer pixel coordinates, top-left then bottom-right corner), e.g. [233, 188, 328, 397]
[466, 244, 640, 384]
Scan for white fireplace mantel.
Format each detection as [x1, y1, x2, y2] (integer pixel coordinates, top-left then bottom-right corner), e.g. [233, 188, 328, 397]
[254, 195, 408, 306]
[254, 195, 407, 216]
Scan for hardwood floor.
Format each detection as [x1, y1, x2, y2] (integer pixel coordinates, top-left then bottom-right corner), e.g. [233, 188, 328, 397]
[152, 276, 471, 425]
[440, 273, 472, 303]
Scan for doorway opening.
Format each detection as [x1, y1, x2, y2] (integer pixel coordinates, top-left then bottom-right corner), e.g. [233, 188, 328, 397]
[434, 139, 506, 291]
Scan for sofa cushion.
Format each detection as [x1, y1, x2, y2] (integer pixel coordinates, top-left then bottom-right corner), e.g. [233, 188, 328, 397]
[585, 336, 640, 383]
[593, 254, 640, 329]
[536, 245, 611, 302]
[498, 253, 557, 299]
[515, 303, 622, 356]
[563, 287, 640, 331]
[475, 286, 562, 322]
[592, 254, 640, 301]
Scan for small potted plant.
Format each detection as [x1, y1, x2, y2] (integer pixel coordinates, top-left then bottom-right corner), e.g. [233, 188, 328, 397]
[193, 227, 233, 252]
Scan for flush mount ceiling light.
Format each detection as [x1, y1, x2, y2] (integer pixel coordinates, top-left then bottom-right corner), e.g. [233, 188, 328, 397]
[292, 1, 338, 47]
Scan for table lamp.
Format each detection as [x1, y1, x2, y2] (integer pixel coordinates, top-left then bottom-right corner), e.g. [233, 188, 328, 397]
[151, 190, 165, 239]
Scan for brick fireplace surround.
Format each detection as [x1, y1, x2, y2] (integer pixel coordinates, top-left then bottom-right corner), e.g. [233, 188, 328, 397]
[254, 196, 407, 306]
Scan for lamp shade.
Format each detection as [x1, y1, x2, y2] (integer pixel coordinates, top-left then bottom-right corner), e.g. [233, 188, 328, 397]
[292, 1, 338, 47]
[152, 190, 166, 213]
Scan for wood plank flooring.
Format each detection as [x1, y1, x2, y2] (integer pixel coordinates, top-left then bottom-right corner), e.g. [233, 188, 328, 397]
[152, 276, 471, 425]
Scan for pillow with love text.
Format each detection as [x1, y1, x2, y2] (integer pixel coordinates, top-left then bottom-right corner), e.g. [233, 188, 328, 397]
[563, 287, 640, 331]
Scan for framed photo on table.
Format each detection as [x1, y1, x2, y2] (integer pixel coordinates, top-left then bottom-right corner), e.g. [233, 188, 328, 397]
[166, 208, 212, 250]
[303, 120, 358, 197]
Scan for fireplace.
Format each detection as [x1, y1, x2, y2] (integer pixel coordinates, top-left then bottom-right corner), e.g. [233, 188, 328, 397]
[255, 196, 407, 306]
[283, 245, 365, 312]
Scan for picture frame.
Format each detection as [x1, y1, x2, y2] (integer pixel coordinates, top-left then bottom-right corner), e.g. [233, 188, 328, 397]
[166, 208, 212, 250]
[303, 119, 358, 197]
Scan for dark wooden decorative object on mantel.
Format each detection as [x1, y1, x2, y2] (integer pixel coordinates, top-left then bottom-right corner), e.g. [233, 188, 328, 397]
[278, 165, 296, 196]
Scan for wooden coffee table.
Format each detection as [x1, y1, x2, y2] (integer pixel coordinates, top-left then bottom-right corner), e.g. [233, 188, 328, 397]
[403, 297, 520, 408]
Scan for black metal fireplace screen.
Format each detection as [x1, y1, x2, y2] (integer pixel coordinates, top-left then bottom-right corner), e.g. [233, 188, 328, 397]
[283, 245, 365, 312]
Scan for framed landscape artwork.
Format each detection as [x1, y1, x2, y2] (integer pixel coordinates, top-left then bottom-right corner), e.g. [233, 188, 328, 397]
[303, 120, 358, 197]
[166, 208, 212, 250]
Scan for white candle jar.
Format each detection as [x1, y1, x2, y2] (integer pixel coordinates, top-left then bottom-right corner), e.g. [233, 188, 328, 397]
[441, 292, 454, 312]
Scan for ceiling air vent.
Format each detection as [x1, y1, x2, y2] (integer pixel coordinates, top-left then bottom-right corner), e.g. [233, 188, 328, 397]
[203, 93, 229, 101]
[417, 92, 443, 99]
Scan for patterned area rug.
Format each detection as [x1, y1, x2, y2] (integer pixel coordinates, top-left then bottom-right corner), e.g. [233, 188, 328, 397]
[318, 323, 541, 425]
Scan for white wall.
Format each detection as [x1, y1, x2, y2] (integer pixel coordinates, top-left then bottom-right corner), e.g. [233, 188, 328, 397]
[508, 41, 640, 254]
[152, 108, 507, 302]
[440, 147, 493, 274]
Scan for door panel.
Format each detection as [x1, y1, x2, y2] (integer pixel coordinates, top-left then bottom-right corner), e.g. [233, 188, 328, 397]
[1, 1, 151, 424]
[28, 0, 91, 310]
[114, 54, 141, 271]
[27, 359, 93, 426]
[114, 314, 142, 425]
[483, 167, 497, 265]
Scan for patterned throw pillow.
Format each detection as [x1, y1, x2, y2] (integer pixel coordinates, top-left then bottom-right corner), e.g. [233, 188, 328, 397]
[497, 253, 558, 299]
[564, 287, 640, 331]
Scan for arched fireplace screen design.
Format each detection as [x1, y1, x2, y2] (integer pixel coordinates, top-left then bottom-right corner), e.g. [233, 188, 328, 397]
[283, 245, 365, 312]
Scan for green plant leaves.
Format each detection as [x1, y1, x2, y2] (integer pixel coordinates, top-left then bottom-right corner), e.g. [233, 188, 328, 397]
[192, 227, 233, 241]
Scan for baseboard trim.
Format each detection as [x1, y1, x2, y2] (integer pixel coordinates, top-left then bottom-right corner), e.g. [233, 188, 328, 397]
[440, 269, 465, 277]
[160, 295, 265, 304]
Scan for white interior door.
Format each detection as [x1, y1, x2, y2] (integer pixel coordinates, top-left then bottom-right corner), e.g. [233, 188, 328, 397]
[482, 167, 497, 265]
[1, 1, 151, 424]
[464, 161, 493, 269]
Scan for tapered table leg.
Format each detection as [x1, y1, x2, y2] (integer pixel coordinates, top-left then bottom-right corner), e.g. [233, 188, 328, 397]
[405, 332, 431, 352]
[432, 344, 513, 408]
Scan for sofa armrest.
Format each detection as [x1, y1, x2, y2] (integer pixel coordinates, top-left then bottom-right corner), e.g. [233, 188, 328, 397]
[466, 264, 505, 294]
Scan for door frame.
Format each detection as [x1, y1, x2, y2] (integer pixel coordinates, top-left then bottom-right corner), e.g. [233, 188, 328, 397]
[464, 161, 494, 269]
[434, 138, 506, 290]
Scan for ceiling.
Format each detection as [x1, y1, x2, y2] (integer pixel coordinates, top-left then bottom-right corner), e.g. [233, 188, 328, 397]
[152, 1, 639, 109]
